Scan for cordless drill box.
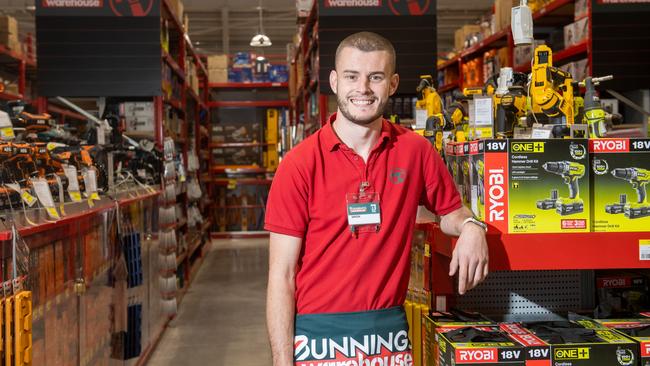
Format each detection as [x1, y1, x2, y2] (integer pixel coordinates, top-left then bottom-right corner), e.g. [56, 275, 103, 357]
[595, 271, 650, 317]
[461, 142, 473, 208]
[595, 317, 650, 366]
[522, 319, 639, 366]
[423, 311, 496, 366]
[434, 325, 527, 366]
[467, 140, 485, 221]
[508, 139, 591, 233]
[590, 138, 650, 232]
[481, 139, 591, 234]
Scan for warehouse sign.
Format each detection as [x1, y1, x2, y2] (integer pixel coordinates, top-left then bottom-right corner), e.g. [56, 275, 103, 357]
[319, 0, 434, 16]
[42, 0, 103, 7]
[37, 0, 158, 16]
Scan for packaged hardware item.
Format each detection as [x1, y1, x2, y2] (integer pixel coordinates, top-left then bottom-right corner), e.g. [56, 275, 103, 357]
[590, 138, 650, 232]
[510, 139, 590, 233]
[467, 140, 485, 221]
[521, 319, 639, 366]
[595, 317, 650, 366]
[423, 310, 496, 366]
[595, 271, 650, 317]
[435, 325, 526, 366]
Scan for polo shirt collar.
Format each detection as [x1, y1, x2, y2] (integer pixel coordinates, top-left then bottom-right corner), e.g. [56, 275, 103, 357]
[322, 112, 393, 152]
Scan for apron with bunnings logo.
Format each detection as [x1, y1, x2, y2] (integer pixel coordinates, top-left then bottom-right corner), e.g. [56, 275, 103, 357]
[294, 306, 413, 366]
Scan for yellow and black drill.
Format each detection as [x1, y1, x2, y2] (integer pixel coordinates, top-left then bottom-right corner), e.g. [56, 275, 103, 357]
[542, 161, 585, 215]
[609, 168, 650, 219]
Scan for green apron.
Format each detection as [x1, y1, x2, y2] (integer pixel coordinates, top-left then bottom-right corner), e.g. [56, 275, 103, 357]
[294, 306, 413, 366]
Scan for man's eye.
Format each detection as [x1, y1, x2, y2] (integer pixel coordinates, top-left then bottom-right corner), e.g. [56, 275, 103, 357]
[370, 75, 384, 82]
[345, 75, 357, 80]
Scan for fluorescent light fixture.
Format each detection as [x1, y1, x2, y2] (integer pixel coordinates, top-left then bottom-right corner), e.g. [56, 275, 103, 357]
[256, 55, 267, 61]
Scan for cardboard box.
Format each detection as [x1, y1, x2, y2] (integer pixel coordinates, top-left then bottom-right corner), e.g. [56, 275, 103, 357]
[494, 0, 519, 32]
[521, 319, 639, 366]
[436, 325, 527, 365]
[595, 317, 650, 365]
[565, 17, 589, 48]
[207, 54, 228, 70]
[423, 312, 496, 366]
[596, 272, 650, 315]
[0, 15, 19, 48]
[461, 142, 472, 207]
[296, 0, 314, 18]
[575, 0, 589, 20]
[455, 25, 481, 51]
[208, 68, 228, 83]
[468, 140, 485, 221]
[590, 138, 650, 231]
[480, 139, 591, 234]
[514, 40, 545, 67]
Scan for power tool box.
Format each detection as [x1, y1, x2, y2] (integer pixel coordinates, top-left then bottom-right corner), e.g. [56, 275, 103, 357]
[590, 138, 650, 232]
[595, 317, 650, 366]
[480, 139, 591, 233]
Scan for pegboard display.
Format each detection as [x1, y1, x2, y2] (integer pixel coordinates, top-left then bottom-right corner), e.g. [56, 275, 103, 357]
[454, 270, 595, 322]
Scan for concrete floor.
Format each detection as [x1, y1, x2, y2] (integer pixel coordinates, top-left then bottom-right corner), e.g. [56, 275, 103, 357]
[147, 238, 272, 365]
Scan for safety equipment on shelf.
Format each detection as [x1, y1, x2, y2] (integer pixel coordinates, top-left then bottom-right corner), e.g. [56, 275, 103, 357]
[609, 167, 650, 219]
[541, 161, 585, 215]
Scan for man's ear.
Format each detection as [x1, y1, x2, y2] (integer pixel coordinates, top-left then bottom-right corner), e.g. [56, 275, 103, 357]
[389, 73, 400, 96]
[329, 70, 338, 95]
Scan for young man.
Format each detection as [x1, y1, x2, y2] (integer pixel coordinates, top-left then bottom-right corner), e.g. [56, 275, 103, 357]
[266, 32, 488, 366]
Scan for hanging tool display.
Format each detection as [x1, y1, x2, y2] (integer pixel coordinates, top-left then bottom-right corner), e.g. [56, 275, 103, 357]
[530, 45, 575, 137]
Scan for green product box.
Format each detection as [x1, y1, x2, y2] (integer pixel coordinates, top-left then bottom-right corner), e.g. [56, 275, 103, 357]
[595, 318, 650, 366]
[508, 139, 590, 233]
[522, 320, 639, 366]
[590, 138, 650, 232]
[435, 325, 526, 366]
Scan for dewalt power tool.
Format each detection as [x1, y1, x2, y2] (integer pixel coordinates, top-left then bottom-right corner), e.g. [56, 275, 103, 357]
[530, 45, 575, 137]
[416, 75, 443, 117]
[609, 168, 650, 219]
[542, 161, 585, 215]
[493, 68, 528, 138]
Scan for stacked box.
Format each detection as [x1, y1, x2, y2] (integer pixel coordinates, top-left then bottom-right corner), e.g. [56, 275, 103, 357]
[0, 16, 20, 53]
[468, 140, 485, 221]
[494, 0, 519, 32]
[521, 319, 639, 366]
[508, 139, 590, 233]
[596, 271, 650, 315]
[595, 317, 650, 366]
[564, 17, 589, 48]
[590, 138, 650, 232]
[207, 54, 229, 83]
[436, 325, 526, 365]
[423, 311, 495, 366]
[455, 25, 481, 51]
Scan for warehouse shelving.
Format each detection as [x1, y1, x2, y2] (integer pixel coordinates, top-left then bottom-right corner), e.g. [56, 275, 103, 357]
[437, 0, 588, 92]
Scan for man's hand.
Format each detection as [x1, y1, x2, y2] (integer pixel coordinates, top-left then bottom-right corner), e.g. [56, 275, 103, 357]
[448, 224, 489, 295]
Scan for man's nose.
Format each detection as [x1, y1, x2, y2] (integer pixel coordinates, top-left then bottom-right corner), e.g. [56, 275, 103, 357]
[356, 78, 372, 94]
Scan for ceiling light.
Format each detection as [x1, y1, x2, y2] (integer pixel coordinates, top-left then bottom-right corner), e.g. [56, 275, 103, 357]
[250, 1, 272, 47]
[256, 55, 267, 61]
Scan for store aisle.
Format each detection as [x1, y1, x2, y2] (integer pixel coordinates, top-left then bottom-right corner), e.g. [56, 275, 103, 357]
[147, 238, 272, 365]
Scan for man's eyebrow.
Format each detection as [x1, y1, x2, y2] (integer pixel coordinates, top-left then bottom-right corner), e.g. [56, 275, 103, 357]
[369, 71, 386, 76]
[342, 70, 360, 74]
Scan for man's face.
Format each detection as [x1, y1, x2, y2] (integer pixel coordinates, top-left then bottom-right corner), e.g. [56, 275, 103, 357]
[330, 47, 399, 125]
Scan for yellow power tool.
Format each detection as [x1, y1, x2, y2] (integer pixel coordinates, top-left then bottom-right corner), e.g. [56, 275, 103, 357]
[542, 161, 585, 215]
[610, 168, 650, 219]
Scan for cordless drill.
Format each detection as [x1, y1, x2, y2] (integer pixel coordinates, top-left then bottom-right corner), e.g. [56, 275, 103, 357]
[542, 161, 585, 215]
[610, 168, 650, 219]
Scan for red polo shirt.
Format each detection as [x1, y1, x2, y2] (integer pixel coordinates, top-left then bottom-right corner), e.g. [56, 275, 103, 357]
[265, 114, 461, 315]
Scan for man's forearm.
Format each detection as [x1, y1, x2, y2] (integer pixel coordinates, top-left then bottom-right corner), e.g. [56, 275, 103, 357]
[267, 274, 296, 366]
[439, 206, 474, 236]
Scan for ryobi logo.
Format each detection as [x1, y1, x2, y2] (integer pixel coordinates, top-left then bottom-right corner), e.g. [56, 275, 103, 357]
[591, 139, 629, 153]
[554, 348, 590, 360]
[456, 349, 497, 363]
[511, 142, 545, 153]
[487, 168, 506, 222]
[641, 341, 650, 357]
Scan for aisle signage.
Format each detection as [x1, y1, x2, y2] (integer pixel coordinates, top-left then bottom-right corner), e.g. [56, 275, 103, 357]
[37, 0, 158, 16]
[319, 0, 435, 16]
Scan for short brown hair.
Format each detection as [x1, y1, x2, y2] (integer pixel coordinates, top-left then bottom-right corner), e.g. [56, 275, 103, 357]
[335, 32, 396, 74]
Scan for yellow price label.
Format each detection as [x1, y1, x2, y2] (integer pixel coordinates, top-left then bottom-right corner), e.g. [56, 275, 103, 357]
[180, 175, 187, 183]
[227, 179, 237, 190]
[21, 191, 37, 206]
[424, 243, 431, 257]
[90, 192, 101, 201]
[46, 207, 60, 220]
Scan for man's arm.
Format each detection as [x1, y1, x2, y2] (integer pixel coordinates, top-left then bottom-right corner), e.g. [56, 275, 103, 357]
[267, 232, 302, 366]
[439, 206, 489, 295]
